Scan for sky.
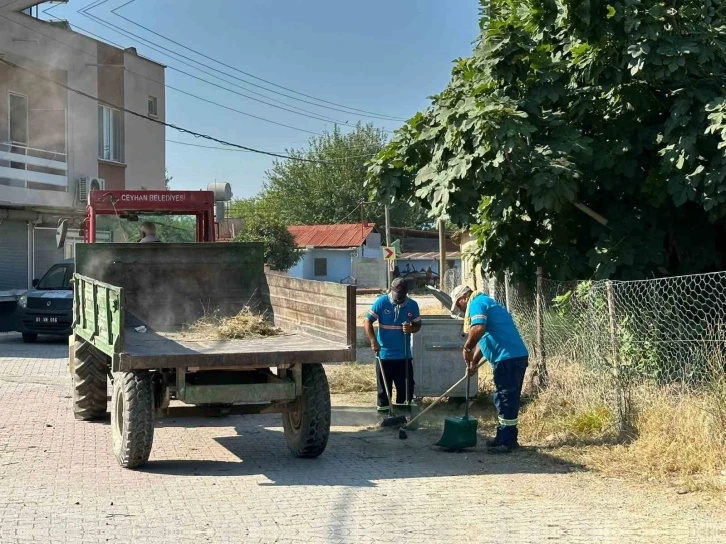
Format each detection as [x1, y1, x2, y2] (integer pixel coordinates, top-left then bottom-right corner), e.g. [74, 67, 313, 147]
[43, 0, 481, 198]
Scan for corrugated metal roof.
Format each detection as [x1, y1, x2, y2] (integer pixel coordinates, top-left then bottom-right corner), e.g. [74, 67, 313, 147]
[288, 223, 376, 248]
[397, 252, 462, 260]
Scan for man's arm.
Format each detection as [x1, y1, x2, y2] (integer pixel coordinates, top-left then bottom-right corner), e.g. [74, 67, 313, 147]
[462, 296, 489, 364]
[462, 324, 486, 364]
[464, 324, 486, 351]
[363, 318, 380, 354]
[363, 300, 381, 354]
[465, 343, 484, 375]
[402, 301, 422, 335]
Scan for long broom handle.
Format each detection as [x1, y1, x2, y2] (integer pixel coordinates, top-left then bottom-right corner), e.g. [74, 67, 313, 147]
[404, 359, 487, 429]
[376, 356, 394, 410]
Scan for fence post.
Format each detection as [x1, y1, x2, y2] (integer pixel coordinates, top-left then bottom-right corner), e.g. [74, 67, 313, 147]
[530, 266, 548, 390]
[606, 280, 629, 434]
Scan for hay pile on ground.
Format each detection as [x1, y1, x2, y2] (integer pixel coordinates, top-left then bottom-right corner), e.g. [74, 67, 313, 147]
[185, 308, 280, 340]
[327, 363, 377, 394]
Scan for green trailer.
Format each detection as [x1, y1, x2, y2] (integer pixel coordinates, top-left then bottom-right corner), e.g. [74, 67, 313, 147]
[69, 243, 356, 469]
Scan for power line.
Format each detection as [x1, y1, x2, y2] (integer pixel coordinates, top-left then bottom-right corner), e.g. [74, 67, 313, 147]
[69, 22, 359, 127]
[166, 139, 379, 160]
[82, 0, 406, 123]
[0, 13, 389, 155]
[0, 12, 328, 136]
[0, 56, 338, 165]
[110, 0, 407, 121]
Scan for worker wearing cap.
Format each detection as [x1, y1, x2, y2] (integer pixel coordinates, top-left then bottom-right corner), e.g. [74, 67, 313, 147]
[451, 284, 528, 453]
[363, 278, 422, 412]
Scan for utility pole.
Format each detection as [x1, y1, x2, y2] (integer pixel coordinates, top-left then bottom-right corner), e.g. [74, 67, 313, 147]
[385, 204, 392, 287]
[439, 218, 447, 290]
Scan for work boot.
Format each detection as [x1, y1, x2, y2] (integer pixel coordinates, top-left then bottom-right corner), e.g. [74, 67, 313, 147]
[486, 436, 520, 448]
[485, 436, 499, 448]
[487, 442, 518, 454]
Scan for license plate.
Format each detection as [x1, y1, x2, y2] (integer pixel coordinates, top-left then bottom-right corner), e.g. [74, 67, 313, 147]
[35, 317, 58, 324]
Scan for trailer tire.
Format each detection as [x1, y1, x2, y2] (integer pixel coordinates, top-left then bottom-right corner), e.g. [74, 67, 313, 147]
[22, 333, 37, 343]
[282, 363, 331, 458]
[111, 371, 154, 469]
[71, 340, 108, 421]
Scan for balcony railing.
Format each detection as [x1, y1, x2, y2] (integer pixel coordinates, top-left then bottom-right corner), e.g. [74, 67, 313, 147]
[0, 142, 67, 188]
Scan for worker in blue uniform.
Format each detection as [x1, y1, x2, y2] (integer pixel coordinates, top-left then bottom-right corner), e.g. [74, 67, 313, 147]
[363, 278, 422, 412]
[451, 284, 529, 454]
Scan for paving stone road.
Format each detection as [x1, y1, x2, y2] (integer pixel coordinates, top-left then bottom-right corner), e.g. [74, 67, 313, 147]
[1, 333, 724, 543]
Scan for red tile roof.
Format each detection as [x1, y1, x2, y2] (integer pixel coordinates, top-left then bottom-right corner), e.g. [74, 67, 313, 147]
[287, 223, 376, 248]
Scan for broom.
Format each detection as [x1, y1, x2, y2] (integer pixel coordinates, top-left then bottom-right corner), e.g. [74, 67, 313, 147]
[398, 359, 487, 439]
[376, 356, 407, 428]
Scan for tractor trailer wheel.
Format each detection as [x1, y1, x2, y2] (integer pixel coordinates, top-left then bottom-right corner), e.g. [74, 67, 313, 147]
[71, 339, 108, 421]
[282, 363, 331, 458]
[111, 371, 154, 469]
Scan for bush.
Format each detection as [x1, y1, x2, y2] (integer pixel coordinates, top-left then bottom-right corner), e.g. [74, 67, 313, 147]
[233, 222, 301, 271]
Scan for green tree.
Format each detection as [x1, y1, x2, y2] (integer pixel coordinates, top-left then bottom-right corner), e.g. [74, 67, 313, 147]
[368, 0, 726, 281]
[258, 123, 431, 229]
[230, 204, 301, 270]
[104, 215, 196, 243]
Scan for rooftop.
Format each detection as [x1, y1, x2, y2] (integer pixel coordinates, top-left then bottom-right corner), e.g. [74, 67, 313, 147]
[288, 223, 376, 248]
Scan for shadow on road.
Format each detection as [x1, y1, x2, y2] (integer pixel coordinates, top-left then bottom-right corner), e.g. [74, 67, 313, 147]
[144, 413, 585, 486]
[0, 333, 68, 360]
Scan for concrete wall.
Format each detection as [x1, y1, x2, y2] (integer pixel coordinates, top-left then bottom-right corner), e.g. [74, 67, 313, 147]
[123, 51, 165, 190]
[352, 257, 386, 289]
[286, 249, 352, 283]
[459, 232, 485, 290]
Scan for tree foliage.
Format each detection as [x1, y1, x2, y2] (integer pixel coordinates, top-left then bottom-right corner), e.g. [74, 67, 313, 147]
[231, 204, 301, 271]
[103, 215, 197, 243]
[368, 0, 726, 281]
[243, 124, 431, 229]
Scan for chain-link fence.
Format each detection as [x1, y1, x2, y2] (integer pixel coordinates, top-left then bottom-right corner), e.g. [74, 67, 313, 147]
[443, 267, 461, 295]
[498, 270, 726, 430]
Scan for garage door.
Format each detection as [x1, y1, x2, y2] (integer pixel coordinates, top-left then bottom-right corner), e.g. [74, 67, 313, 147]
[0, 220, 28, 290]
[34, 228, 64, 280]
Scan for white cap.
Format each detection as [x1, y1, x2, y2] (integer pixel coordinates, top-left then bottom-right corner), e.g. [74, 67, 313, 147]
[450, 284, 472, 312]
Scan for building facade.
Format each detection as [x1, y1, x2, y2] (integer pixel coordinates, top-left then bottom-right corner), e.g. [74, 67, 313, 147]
[0, 1, 165, 291]
[287, 223, 387, 288]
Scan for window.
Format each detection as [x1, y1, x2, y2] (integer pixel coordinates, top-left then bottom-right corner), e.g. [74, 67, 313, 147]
[98, 105, 123, 162]
[38, 265, 73, 290]
[314, 258, 327, 277]
[148, 95, 158, 117]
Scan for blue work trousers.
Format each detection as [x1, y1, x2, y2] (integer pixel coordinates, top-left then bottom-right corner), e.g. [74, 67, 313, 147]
[491, 356, 528, 446]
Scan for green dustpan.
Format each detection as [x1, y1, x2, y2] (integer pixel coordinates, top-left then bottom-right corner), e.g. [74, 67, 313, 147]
[435, 416, 478, 450]
[435, 372, 477, 450]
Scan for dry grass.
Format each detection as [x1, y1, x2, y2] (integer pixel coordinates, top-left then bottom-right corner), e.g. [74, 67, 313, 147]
[326, 349, 726, 494]
[517, 357, 726, 492]
[327, 363, 376, 394]
[184, 308, 280, 340]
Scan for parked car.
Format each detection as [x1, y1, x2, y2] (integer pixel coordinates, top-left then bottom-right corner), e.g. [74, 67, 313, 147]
[15, 258, 74, 342]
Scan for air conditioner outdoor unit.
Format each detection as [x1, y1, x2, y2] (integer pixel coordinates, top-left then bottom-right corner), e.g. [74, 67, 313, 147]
[77, 177, 106, 203]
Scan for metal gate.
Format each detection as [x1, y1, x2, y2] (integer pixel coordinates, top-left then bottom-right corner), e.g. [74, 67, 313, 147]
[0, 220, 29, 290]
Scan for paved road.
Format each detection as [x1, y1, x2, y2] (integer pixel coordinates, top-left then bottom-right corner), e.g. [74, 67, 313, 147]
[0, 333, 724, 543]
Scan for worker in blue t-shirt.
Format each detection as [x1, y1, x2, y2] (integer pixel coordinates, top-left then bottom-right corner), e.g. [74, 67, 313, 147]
[363, 278, 422, 412]
[451, 284, 529, 454]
